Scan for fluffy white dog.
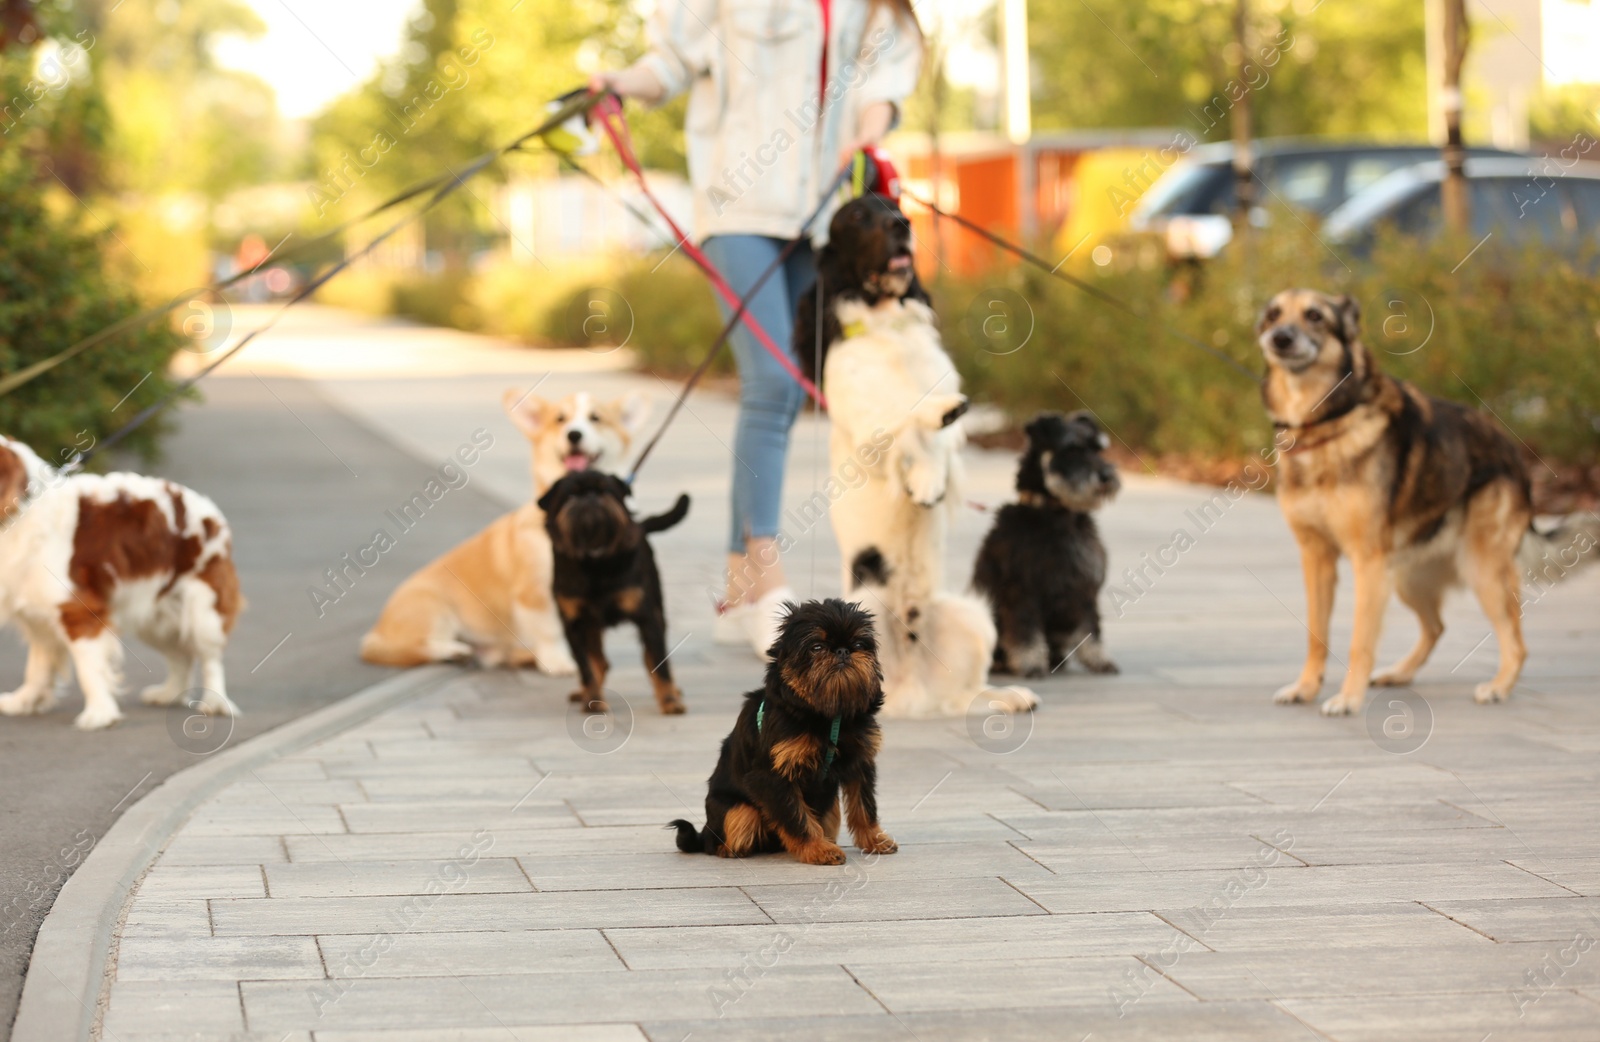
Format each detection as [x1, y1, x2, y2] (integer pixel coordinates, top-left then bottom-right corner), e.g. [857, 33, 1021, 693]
[798, 195, 1036, 718]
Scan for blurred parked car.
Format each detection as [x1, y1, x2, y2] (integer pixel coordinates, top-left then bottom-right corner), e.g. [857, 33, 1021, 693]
[1130, 141, 1525, 259]
[1323, 158, 1600, 255]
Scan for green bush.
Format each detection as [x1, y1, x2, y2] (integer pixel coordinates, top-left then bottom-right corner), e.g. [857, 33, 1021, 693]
[0, 163, 186, 464]
[542, 251, 726, 374]
[934, 222, 1600, 471]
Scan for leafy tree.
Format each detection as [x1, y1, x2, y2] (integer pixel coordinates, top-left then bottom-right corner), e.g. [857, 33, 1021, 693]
[0, 158, 185, 462]
[1028, 0, 1429, 141]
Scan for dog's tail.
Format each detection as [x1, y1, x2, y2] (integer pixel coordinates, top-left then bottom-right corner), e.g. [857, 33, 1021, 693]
[668, 818, 707, 854]
[641, 494, 690, 535]
[1517, 514, 1600, 586]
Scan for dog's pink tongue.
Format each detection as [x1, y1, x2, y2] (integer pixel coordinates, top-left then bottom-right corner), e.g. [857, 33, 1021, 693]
[564, 453, 590, 471]
[888, 255, 912, 271]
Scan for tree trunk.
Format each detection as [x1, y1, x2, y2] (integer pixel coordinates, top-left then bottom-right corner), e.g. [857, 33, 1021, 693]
[1231, 0, 1254, 229]
[1440, 0, 1470, 232]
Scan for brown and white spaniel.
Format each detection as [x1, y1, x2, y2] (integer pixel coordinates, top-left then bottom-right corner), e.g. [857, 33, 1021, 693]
[0, 437, 241, 730]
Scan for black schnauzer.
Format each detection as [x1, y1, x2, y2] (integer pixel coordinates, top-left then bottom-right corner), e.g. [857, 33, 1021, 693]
[972, 412, 1120, 678]
[538, 471, 689, 714]
[671, 598, 897, 865]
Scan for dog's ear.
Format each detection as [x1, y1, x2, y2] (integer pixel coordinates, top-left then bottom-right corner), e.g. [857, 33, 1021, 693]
[536, 479, 567, 516]
[0, 442, 30, 519]
[1024, 412, 1066, 446]
[1255, 297, 1285, 335]
[615, 393, 651, 436]
[1333, 294, 1362, 344]
[1062, 410, 1109, 449]
[605, 474, 633, 503]
[503, 389, 547, 440]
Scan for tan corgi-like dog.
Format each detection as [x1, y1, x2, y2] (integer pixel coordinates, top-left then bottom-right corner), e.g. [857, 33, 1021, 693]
[359, 391, 649, 670]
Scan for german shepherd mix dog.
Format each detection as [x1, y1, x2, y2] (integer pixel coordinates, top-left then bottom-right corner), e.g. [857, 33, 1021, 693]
[538, 471, 689, 715]
[1258, 289, 1599, 714]
[798, 193, 1036, 718]
[973, 412, 1121, 678]
[671, 599, 896, 865]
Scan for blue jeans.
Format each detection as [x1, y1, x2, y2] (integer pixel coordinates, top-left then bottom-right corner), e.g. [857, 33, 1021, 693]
[701, 235, 817, 554]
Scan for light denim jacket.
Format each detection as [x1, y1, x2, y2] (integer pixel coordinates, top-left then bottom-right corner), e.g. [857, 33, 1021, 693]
[629, 0, 922, 243]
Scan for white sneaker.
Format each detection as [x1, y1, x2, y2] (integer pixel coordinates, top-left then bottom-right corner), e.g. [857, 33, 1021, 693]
[747, 586, 797, 661]
[712, 601, 752, 646]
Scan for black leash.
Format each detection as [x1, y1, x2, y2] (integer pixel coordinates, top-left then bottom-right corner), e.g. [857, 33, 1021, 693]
[900, 188, 1259, 383]
[0, 90, 608, 401]
[623, 163, 852, 484]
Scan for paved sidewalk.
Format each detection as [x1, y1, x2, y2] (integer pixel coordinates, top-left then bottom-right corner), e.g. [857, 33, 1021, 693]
[41, 309, 1600, 1040]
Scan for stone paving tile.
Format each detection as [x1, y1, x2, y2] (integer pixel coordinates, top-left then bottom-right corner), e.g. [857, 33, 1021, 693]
[182, 803, 348, 837]
[1279, 991, 1600, 1042]
[264, 858, 533, 898]
[846, 955, 1191, 1012]
[516, 842, 1054, 891]
[1508, 857, 1600, 896]
[136, 864, 266, 900]
[283, 826, 669, 863]
[118, 899, 213, 940]
[101, 980, 244, 1038]
[337, 799, 578, 833]
[115, 935, 322, 981]
[1423, 897, 1600, 942]
[743, 875, 1046, 925]
[1013, 862, 1574, 915]
[317, 929, 624, 977]
[208, 778, 367, 807]
[1156, 901, 1493, 951]
[1158, 942, 1600, 1000]
[209, 887, 770, 936]
[156, 834, 289, 866]
[314, 1029, 645, 1042]
[241, 965, 882, 1032]
[640, 1003, 1322, 1042]
[608, 912, 1177, 968]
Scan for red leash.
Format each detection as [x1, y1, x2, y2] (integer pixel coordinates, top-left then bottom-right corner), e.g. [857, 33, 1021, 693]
[591, 94, 826, 407]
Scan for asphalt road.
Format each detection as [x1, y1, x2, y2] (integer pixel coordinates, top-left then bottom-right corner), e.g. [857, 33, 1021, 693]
[0, 375, 510, 1039]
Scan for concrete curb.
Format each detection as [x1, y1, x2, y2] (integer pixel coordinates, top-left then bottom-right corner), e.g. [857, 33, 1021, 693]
[11, 665, 455, 1042]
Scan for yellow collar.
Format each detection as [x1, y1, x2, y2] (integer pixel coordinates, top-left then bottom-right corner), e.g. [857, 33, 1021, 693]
[842, 320, 867, 339]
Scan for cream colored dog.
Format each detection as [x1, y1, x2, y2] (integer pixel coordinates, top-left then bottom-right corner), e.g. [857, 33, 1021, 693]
[360, 391, 648, 669]
[824, 297, 1037, 719]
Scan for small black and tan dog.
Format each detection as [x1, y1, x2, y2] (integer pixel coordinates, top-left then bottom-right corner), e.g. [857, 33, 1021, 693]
[538, 471, 689, 715]
[671, 599, 897, 865]
[973, 411, 1121, 678]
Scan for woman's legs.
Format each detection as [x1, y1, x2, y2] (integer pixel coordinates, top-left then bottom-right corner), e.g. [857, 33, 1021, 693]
[700, 234, 816, 610]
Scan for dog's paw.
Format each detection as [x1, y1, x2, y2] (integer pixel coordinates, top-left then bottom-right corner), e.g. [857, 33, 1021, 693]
[985, 685, 1038, 713]
[0, 689, 47, 716]
[1473, 681, 1510, 704]
[1319, 693, 1363, 716]
[537, 651, 578, 677]
[858, 832, 898, 856]
[570, 692, 609, 714]
[797, 841, 847, 866]
[74, 706, 123, 731]
[1084, 658, 1120, 675]
[1273, 679, 1320, 704]
[657, 687, 687, 715]
[139, 684, 185, 707]
[1369, 668, 1413, 688]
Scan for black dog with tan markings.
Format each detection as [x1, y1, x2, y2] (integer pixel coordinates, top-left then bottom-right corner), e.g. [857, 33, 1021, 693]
[538, 471, 689, 715]
[671, 599, 897, 865]
[1257, 289, 1598, 715]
